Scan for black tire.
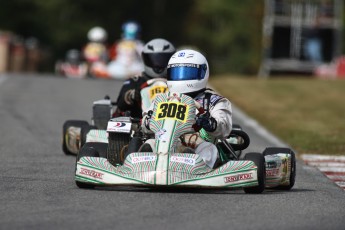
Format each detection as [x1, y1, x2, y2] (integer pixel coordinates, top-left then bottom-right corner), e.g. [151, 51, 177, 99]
[125, 137, 143, 160]
[107, 132, 131, 166]
[62, 120, 89, 155]
[228, 129, 250, 152]
[243, 152, 266, 194]
[80, 125, 98, 148]
[263, 147, 296, 190]
[75, 142, 108, 189]
[77, 142, 108, 161]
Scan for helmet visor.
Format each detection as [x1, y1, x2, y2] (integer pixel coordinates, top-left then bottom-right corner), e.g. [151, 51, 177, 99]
[167, 64, 207, 81]
[142, 52, 173, 69]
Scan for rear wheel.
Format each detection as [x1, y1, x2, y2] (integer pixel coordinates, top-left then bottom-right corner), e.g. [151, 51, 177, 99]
[76, 142, 108, 189]
[62, 120, 89, 155]
[263, 147, 296, 190]
[243, 152, 266, 194]
[107, 132, 131, 166]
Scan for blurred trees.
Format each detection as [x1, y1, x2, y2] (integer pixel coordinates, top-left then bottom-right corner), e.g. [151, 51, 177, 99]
[185, 0, 263, 73]
[0, 0, 264, 74]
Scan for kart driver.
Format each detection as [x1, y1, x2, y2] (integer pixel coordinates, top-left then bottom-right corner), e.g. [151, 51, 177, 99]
[83, 26, 108, 64]
[107, 21, 145, 79]
[114, 38, 176, 118]
[141, 49, 233, 168]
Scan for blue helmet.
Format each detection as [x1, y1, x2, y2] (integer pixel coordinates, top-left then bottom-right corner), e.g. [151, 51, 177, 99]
[122, 21, 140, 40]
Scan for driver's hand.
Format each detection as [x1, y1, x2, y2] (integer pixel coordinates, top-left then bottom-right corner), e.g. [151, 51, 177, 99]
[142, 110, 153, 131]
[196, 114, 217, 132]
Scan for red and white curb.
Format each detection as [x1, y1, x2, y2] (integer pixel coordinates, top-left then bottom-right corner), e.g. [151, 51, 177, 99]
[301, 154, 345, 191]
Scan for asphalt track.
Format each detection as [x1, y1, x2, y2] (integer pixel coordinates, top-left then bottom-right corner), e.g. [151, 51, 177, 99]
[0, 74, 344, 230]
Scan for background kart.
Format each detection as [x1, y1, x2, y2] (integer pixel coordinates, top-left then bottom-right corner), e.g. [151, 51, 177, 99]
[62, 78, 168, 156]
[55, 61, 88, 79]
[62, 97, 114, 155]
[55, 49, 88, 79]
[75, 93, 296, 193]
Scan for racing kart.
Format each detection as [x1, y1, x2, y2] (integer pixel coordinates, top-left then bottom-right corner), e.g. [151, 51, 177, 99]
[62, 78, 168, 156]
[62, 96, 114, 155]
[55, 49, 88, 79]
[75, 92, 296, 193]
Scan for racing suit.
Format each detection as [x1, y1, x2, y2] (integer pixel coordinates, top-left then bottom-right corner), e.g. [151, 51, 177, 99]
[142, 89, 233, 168]
[115, 73, 152, 118]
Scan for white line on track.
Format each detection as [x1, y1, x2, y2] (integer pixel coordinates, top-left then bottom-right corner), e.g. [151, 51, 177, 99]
[301, 154, 345, 161]
[327, 175, 345, 181]
[306, 162, 345, 167]
[318, 167, 345, 173]
[335, 181, 345, 188]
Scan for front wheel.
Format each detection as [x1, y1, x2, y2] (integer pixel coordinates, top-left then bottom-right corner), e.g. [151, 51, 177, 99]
[107, 132, 131, 166]
[75, 142, 108, 189]
[243, 152, 266, 194]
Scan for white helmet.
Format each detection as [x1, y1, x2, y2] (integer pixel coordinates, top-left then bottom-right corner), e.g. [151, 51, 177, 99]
[167, 49, 209, 94]
[142, 38, 175, 78]
[87, 27, 107, 42]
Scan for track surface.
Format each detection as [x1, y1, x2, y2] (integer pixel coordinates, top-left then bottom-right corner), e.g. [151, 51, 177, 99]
[0, 74, 344, 230]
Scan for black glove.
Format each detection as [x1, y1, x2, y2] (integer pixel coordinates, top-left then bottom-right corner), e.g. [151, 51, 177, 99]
[143, 110, 153, 130]
[196, 113, 217, 132]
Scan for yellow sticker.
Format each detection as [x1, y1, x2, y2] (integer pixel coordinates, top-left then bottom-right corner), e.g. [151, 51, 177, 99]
[149, 86, 168, 99]
[155, 102, 189, 122]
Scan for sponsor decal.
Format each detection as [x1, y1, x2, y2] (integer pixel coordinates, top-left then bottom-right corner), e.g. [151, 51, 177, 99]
[195, 98, 203, 105]
[187, 84, 194, 88]
[209, 95, 223, 106]
[266, 168, 280, 177]
[80, 168, 104, 179]
[224, 173, 253, 183]
[107, 121, 131, 133]
[155, 129, 168, 142]
[266, 161, 278, 169]
[113, 122, 126, 127]
[171, 156, 195, 166]
[132, 156, 156, 164]
[178, 52, 185, 57]
[168, 63, 198, 68]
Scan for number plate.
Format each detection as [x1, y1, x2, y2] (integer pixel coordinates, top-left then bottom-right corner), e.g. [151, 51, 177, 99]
[149, 86, 168, 99]
[155, 102, 189, 122]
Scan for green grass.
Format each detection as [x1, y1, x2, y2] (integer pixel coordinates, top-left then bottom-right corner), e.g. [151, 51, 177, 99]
[210, 76, 345, 155]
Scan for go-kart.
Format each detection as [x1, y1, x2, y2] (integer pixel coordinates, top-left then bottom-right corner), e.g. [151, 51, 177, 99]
[62, 78, 168, 156]
[89, 40, 144, 80]
[75, 92, 296, 193]
[55, 49, 88, 79]
[62, 97, 114, 155]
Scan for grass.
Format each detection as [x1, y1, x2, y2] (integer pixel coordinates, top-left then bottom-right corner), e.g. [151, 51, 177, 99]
[210, 75, 345, 155]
